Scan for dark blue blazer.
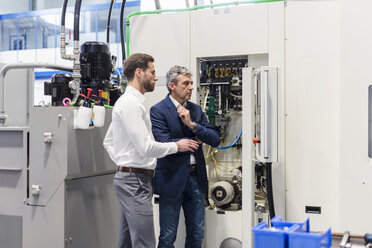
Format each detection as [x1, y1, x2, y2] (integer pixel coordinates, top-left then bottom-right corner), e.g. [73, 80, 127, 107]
[150, 95, 220, 198]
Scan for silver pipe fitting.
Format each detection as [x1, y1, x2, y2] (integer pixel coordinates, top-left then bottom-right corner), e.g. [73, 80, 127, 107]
[60, 25, 75, 61]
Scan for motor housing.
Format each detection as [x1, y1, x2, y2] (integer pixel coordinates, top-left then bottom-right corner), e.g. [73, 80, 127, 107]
[44, 73, 73, 106]
[80, 41, 114, 97]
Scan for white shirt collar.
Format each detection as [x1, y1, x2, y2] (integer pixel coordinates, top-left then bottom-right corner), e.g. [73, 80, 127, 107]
[169, 94, 187, 109]
[126, 85, 145, 104]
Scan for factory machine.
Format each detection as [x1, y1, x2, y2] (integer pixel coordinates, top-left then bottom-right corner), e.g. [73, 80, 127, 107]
[127, 1, 285, 247]
[129, 0, 372, 247]
[0, 0, 128, 247]
[199, 60, 279, 248]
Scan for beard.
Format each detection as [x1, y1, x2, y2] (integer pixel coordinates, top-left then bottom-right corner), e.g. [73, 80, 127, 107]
[143, 78, 155, 92]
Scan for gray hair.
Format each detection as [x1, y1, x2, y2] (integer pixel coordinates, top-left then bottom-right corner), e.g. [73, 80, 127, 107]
[166, 65, 193, 93]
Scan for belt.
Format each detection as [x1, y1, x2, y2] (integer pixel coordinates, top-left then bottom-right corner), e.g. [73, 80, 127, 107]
[117, 166, 154, 176]
[190, 164, 197, 173]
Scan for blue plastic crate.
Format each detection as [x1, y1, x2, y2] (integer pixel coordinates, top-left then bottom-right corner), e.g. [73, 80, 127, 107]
[288, 224, 332, 248]
[252, 216, 330, 248]
[252, 221, 288, 248]
[271, 215, 310, 233]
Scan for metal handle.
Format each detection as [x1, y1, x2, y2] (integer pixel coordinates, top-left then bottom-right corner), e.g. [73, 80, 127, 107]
[262, 69, 269, 159]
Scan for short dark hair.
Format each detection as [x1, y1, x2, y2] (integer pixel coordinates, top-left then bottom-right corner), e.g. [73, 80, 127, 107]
[123, 53, 154, 81]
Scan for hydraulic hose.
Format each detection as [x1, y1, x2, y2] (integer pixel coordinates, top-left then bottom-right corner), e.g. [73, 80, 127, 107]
[217, 129, 242, 149]
[124, 0, 284, 57]
[74, 0, 82, 42]
[61, 0, 68, 26]
[107, 0, 115, 44]
[60, 0, 74, 61]
[120, 0, 127, 67]
[154, 0, 161, 10]
[71, 0, 83, 104]
[265, 162, 276, 219]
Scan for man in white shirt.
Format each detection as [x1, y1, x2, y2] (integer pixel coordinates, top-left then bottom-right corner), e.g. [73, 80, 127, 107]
[103, 54, 199, 248]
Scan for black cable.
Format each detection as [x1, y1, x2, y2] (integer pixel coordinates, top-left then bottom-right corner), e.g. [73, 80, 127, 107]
[106, 0, 115, 44]
[61, 0, 68, 26]
[154, 0, 161, 10]
[265, 162, 276, 219]
[74, 0, 82, 41]
[120, 0, 127, 65]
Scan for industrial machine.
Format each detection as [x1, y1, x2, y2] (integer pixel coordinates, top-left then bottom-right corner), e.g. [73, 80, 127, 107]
[129, 1, 372, 246]
[126, 1, 286, 247]
[200, 61, 279, 248]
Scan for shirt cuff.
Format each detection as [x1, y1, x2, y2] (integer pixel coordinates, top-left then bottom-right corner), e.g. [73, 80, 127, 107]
[170, 142, 178, 154]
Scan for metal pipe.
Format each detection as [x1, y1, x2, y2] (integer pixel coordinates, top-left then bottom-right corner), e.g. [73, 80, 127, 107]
[333, 233, 365, 239]
[0, 63, 73, 125]
[60, 26, 75, 61]
[107, 0, 115, 44]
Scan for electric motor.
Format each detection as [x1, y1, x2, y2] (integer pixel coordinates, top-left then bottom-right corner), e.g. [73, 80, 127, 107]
[80, 41, 114, 98]
[210, 181, 235, 207]
[44, 73, 73, 106]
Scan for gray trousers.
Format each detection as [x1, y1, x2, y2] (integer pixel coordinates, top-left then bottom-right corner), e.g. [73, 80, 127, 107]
[114, 171, 155, 248]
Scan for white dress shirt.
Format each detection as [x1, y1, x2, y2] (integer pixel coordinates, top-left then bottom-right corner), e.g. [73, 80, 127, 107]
[103, 86, 178, 170]
[169, 95, 196, 165]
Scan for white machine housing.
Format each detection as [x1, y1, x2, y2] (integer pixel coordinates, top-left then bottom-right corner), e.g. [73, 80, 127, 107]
[129, 2, 286, 247]
[129, 0, 372, 246]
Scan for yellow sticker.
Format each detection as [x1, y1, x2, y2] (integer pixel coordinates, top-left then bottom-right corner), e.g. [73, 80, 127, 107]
[102, 91, 109, 99]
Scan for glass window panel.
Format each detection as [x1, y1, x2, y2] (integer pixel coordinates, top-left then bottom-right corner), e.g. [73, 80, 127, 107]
[37, 14, 59, 49]
[16, 17, 36, 50]
[79, 10, 96, 44]
[0, 19, 18, 51]
[97, 8, 110, 43]
[0, 2, 140, 51]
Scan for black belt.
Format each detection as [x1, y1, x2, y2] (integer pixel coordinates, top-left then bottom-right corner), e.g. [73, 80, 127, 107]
[117, 166, 154, 176]
[190, 164, 197, 173]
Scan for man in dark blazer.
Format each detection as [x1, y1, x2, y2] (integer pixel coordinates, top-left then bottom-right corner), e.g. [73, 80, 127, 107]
[150, 65, 220, 248]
